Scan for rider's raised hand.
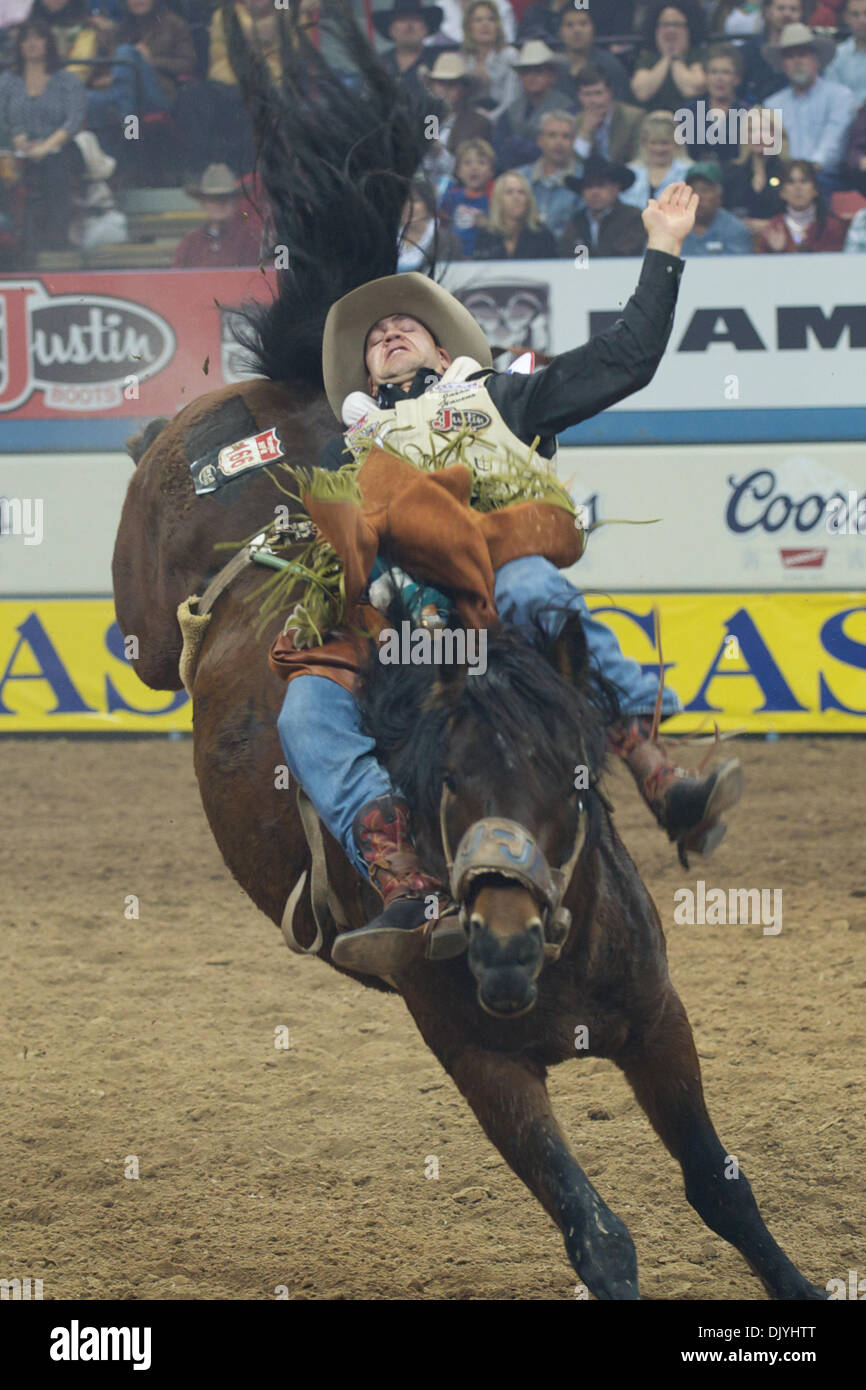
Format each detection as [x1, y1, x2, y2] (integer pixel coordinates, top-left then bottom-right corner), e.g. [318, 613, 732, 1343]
[642, 182, 698, 257]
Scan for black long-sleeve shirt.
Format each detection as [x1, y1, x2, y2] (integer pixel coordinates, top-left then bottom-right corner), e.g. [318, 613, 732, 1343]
[320, 248, 683, 469]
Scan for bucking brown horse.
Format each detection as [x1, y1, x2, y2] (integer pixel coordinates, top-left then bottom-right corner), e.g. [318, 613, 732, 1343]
[111, 0, 825, 1299]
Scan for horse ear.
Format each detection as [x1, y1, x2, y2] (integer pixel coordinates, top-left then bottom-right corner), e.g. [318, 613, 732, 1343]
[550, 611, 589, 687]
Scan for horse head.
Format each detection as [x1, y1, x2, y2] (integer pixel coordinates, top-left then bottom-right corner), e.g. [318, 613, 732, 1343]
[358, 608, 617, 1018]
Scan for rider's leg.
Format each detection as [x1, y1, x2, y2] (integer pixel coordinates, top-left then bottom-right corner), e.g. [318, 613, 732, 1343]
[493, 555, 742, 860]
[277, 674, 458, 973]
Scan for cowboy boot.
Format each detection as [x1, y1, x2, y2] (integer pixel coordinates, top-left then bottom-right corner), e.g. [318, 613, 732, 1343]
[608, 716, 744, 869]
[331, 795, 465, 976]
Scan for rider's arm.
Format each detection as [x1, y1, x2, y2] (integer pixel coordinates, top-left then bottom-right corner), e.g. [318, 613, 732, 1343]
[483, 249, 684, 441]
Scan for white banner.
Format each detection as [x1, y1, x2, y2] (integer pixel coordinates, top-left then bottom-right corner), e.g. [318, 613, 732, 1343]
[441, 255, 866, 437]
[559, 443, 866, 591]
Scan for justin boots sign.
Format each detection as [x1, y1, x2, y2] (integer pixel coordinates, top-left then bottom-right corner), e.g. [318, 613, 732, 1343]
[0, 282, 176, 411]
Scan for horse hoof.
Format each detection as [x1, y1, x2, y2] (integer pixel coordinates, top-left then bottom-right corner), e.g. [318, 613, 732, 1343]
[331, 923, 428, 976]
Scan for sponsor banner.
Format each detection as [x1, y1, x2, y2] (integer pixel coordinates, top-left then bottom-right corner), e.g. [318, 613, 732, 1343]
[1, 594, 864, 734]
[558, 442, 866, 590]
[1, 255, 864, 446]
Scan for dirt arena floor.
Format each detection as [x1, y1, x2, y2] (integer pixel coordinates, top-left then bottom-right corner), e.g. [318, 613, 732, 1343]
[2, 737, 864, 1301]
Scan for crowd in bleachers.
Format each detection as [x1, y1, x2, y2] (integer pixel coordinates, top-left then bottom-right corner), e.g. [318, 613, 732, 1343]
[1, 0, 866, 270]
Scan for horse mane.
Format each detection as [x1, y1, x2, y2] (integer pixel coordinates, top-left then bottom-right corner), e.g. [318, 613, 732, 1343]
[222, 0, 430, 390]
[356, 605, 622, 826]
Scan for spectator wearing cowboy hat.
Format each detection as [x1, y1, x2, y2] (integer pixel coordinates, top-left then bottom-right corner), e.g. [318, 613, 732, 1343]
[516, 108, 581, 238]
[493, 38, 574, 169]
[173, 163, 264, 268]
[764, 22, 858, 191]
[572, 66, 645, 169]
[425, 51, 493, 153]
[560, 155, 646, 258]
[679, 160, 752, 253]
[374, 0, 444, 101]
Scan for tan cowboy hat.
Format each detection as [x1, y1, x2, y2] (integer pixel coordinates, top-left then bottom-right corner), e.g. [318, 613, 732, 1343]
[322, 272, 492, 416]
[184, 163, 242, 201]
[761, 22, 835, 70]
[511, 39, 557, 69]
[427, 51, 469, 82]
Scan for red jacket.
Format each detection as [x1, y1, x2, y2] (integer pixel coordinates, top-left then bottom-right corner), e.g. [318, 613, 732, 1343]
[173, 209, 263, 268]
[754, 211, 847, 253]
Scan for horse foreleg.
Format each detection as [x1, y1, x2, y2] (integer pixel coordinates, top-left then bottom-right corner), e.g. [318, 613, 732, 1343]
[450, 1046, 640, 1299]
[619, 991, 826, 1300]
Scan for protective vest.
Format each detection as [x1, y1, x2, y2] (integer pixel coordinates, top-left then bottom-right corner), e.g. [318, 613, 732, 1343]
[341, 357, 556, 477]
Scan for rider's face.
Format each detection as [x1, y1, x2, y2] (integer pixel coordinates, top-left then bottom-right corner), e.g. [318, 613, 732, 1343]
[364, 314, 450, 390]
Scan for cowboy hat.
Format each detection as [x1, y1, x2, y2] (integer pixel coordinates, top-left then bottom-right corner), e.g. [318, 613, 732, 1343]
[427, 51, 470, 82]
[372, 0, 444, 38]
[761, 22, 835, 70]
[566, 154, 636, 193]
[322, 273, 492, 416]
[184, 163, 242, 201]
[511, 39, 558, 68]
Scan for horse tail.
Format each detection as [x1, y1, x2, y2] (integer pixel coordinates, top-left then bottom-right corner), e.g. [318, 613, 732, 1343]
[221, 0, 430, 390]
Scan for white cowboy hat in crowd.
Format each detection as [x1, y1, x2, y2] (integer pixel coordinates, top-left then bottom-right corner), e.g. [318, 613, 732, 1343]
[511, 39, 558, 69]
[761, 21, 836, 71]
[184, 163, 242, 201]
[427, 51, 470, 82]
[322, 272, 492, 416]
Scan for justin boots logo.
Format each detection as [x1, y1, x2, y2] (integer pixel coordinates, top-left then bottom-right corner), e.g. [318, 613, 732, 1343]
[0, 281, 175, 412]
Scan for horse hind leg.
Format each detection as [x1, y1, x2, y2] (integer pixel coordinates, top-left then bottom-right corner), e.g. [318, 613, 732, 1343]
[450, 1046, 640, 1299]
[618, 990, 826, 1300]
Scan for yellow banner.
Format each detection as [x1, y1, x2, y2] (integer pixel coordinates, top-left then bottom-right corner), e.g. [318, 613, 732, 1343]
[0, 594, 864, 733]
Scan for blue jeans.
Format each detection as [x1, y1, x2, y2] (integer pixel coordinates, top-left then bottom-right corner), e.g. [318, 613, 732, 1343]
[87, 44, 169, 130]
[277, 555, 682, 879]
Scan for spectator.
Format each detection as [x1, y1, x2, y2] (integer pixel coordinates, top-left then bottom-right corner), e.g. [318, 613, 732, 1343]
[426, 51, 493, 152]
[553, 7, 631, 105]
[493, 39, 571, 167]
[826, 0, 866, 107]
[438, 136, 495, 255]
[65, 11, 120, 92]
[845, 100, 866, 193]
[754, 156, 847, 248]
[397, 178, 463, 268]
[473, 168, 558, 256]
[175, 0, 288, 175]
[516, 108, 580, 237]
[620, 108, 693, 206]
[680, 159, 753, 251]
[435, 0, 515, 47]
[0, 18, 85, 254]
[764, 22, 858, 191]
[809, 0, 846, 24]
[682, 43, 748, 164]
[31, 0, 88, 59]
[725, 105, 788, 234]
[843, 201, 866, 247]
[68, 128, 127, 248]
[85, 0, 195, 143]
[741, 0, 803, 103]
[572, 66, 644, 166]
[631, 3, 708, 110]
[460, 0, 519, 118]
[518, 0, 635, 47]
[710, 2, 764, 34]
[374, 0, 444, 103]
[560, 154, 646, 257]
[173, 163, 264, 268]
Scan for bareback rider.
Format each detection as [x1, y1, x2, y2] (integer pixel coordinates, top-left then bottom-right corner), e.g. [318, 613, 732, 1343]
[275, 182, 743, 976]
